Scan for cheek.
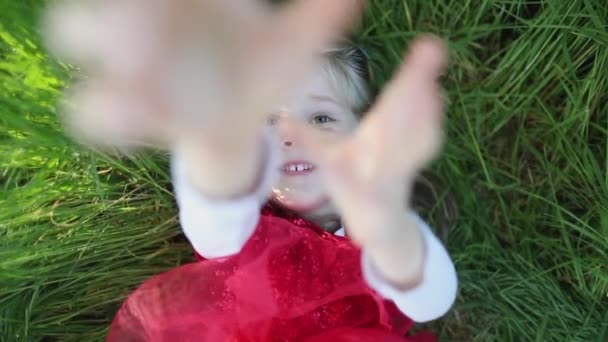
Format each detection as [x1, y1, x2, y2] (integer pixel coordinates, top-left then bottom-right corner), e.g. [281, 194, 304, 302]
[317, 121, 358, 142]
[316, 129, 346, 145]
[332, 114, 359, 135]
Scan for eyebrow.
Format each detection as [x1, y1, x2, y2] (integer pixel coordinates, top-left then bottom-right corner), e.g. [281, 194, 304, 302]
[310, 94, 339, 105]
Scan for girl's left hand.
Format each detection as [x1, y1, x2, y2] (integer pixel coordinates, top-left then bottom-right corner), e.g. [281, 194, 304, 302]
[288, 37, 447, 287]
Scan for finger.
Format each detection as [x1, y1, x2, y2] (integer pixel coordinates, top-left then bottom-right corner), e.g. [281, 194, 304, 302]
[360, 36, 447, 173]
[44, 0, 167, 76]
[371, 36, 447, 117]
[43, 1, 101, 65]
[61, 79, 171, 150]
[272, 0, 365, 53]
[244, 0, 366, 110]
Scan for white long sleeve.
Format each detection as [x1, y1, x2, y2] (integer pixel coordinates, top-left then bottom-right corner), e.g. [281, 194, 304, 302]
[171, 134, 280, 259]
[361, 214, 458, 322]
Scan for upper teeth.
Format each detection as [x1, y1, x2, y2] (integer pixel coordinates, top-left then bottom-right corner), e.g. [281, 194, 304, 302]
[284, 164, 312, 172]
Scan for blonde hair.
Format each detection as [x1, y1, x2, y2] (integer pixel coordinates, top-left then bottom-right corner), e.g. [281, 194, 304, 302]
[322, 43, 372, 116]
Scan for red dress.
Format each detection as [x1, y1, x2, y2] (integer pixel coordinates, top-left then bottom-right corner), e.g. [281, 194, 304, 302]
[107, 205, 436, 341]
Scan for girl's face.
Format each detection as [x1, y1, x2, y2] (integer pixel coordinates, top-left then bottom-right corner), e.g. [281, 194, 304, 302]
[268, 68, 359, 226]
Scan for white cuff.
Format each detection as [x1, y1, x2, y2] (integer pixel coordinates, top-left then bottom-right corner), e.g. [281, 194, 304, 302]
[361, 214, 457, 322]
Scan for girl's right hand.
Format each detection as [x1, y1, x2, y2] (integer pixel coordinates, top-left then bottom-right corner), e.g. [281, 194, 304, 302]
[45, 0, 363, 197]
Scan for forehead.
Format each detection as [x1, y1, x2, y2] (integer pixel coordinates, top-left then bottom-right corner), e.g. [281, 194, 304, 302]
[281, 64, 350, 109]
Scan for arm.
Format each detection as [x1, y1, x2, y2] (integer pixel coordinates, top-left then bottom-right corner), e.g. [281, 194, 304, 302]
[171, 133, 280, 259]
[281, 37, 453, 322]
[361, 213, 457, 322]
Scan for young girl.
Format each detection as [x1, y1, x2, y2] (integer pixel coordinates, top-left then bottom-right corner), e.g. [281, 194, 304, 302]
[45, 0, 457, 340]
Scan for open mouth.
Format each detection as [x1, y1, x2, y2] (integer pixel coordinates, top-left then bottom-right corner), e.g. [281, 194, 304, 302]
[281, 161, 315, 176]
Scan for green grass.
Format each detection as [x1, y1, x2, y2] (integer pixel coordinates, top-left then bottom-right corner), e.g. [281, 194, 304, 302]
[1, 0, 607, 341]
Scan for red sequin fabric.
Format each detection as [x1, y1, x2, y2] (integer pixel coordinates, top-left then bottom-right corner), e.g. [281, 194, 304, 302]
[107, 205, 436, 341]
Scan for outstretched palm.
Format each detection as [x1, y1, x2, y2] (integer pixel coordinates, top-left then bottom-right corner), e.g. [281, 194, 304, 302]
[46, 0, 364, 151]
[289, 37, 447, 246]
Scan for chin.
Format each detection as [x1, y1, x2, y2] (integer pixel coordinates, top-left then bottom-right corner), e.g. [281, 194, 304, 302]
[271, 196, 329, 214]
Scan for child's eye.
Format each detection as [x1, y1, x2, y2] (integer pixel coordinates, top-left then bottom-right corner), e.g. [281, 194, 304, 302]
[311, 113, 336, 125]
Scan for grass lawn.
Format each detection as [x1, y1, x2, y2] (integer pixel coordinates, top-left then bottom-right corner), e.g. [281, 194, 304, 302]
[1, 0, 607, 341]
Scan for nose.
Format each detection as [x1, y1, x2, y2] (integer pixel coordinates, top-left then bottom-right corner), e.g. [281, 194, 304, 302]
[276, 116, 295, 150]
[279, 127, 295, 149]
